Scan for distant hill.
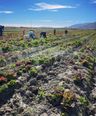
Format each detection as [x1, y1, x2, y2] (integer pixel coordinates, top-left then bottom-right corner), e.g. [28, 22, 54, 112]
[70, 22, 96, 29]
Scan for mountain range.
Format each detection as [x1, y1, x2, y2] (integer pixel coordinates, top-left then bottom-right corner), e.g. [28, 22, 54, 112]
[70, 22, 96, 29]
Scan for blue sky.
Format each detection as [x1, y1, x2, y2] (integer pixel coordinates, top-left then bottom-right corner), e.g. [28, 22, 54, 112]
[0, 0, 96, 27]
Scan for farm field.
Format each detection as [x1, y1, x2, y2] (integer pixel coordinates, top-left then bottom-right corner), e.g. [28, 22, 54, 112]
[0, 29, 96, 116]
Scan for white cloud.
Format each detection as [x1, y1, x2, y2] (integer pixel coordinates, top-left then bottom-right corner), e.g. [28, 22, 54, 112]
[91, 0, 96, 3]
[93, 1, 96, 3]
[0, 11, 13, 14]
[28, 2, 76, 11]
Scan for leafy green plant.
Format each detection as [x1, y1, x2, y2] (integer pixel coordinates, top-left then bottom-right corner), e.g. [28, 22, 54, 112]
[28, 42, 33, 47]
[38, 55, 49, 65]
[11, 63, 16, 68]
[0, 70, 6, 77]
[40, 39, 45, 45]
[7, 80, 17, 87]
[0, 57, 6, 67]
[38, 88, 46, 99]
[81, 59, 93, 69]
[86, 56, 94, 63]
[74, 40, 82, 47]
[0, 80, 17, 93]
[32, 40, 39, 47]
[78, 96, 89, 106]
[38, 90, 45, 98]
[49, 57, 55, 65]
[80, 48, 84, 52]
[2, 45, 11, 53]
[17, 70, 22, 76]
[22, 68, 27, 73]
[53, 86, 65, 94]
[29, 67, 38, 76]
[47, 93, 62, 106]
[31, 58, 38, 65]
[0, 84, 8, 93]
[49, 94, 61, 101]
[73, 74, 83, 84]
[61, 112, 68, 116]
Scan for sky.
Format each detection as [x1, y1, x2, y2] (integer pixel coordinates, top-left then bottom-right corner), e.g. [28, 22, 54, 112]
[0, 0, 96, 27]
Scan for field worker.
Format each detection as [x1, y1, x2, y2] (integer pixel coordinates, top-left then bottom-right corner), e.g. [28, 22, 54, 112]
[53, 29, 56, 35]
[28, 30, 36, 39]
[0, 25, 4, 36]
[23, 30, 25, 36]
[65, 30, 68, 35]
[40, 32, 47, 38]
